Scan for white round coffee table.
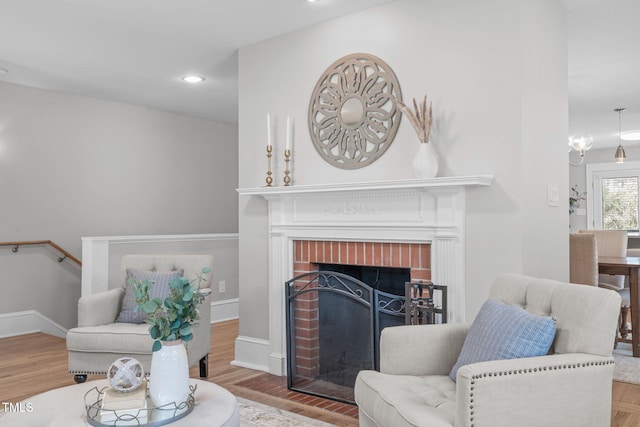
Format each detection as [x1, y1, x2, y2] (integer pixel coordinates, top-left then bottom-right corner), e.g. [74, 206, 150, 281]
[0, 379, 239, 427]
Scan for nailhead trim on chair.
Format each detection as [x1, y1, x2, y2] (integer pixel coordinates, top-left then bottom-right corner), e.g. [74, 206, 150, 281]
[465, 360, 614, 426]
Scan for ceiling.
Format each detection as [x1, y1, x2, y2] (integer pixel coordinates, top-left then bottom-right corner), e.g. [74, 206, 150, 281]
[0, 0, 393, 124]
[0, 0, 638, 150]
[565, 0, 640, 149]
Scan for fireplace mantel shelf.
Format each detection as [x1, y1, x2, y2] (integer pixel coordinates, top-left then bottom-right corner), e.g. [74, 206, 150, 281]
[237, 175, 493, 197]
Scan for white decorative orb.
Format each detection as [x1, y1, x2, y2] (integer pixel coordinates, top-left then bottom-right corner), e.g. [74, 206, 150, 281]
[107, 357, 145, 392]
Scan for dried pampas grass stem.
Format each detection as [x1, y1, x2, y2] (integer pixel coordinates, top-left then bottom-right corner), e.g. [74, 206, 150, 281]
[396, 95, 433, 143]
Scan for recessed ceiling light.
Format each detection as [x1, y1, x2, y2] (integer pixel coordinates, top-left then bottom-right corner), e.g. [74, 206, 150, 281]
[182, 75, 205, 84]
[621, 130, 640, 141]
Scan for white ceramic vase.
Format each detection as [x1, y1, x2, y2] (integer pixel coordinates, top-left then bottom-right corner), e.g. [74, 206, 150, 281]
[412, 142, 439, 178]
[149, 340, 190, 411]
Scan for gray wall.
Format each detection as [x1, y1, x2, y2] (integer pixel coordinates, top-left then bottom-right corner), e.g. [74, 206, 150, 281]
[238, 0, 568, 345]
[0, 81, 238, 330]
[0, 246, 81, 332]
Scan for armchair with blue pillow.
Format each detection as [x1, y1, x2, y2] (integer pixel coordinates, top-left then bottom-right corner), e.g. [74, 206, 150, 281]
[355, 273, 621, 427]
[66, 255, 213, 383]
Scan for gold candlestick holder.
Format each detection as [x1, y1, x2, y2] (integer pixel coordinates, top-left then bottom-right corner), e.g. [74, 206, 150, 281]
[265, 145, 273, 187]
[283, 149, 291, 186]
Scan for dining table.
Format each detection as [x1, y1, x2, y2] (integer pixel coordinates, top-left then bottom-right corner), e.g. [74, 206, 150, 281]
[598, 256, 640, 357]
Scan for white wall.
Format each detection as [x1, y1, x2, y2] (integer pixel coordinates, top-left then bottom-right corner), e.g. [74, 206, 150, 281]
[519, 0, 569, 279]
[0, 81, 238, 330]
[238, 0, 568, 352]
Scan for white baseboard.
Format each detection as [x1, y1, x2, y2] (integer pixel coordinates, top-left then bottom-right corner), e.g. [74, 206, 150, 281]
[268, 352, 286, 377]
[232, 335, 271, 373]
[210, 298, 239, 324]
[0, 311, 67, 339]
[0, 299, 238, 340]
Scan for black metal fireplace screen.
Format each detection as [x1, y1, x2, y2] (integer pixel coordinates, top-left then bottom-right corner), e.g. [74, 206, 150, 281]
[285, 271, 447, 404]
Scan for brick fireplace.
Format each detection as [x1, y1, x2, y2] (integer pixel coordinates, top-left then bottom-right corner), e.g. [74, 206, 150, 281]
[237, 176, 492, 376]
[293, 240, 430, 281]
[289, 240, 431, 401]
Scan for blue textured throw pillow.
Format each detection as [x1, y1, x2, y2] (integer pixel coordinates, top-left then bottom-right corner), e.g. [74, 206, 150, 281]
[116, 269, 183, 324]
[449, 299, 556, 381]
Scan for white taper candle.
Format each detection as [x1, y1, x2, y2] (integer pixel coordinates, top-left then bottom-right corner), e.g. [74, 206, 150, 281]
[266, 113, 272, 148]
[286, 115, 292, 150]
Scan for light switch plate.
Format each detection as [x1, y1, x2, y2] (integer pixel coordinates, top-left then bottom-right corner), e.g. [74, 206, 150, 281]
[547, 184, 559, 207]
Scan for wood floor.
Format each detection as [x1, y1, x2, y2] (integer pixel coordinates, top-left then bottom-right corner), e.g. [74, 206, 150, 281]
[2, 320, 640, 426]
[613, 381, 640, 426]
[0, 320, 357, 426]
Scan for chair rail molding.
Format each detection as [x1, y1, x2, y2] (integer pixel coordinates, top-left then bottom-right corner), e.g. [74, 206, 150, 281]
[81, 233, 239, 297]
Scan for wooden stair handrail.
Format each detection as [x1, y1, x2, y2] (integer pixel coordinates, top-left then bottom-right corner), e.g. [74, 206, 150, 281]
[0, 240, 82, 267]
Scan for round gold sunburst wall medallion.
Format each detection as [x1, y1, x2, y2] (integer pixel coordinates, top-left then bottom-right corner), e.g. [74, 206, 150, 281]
[308, 53, 402, 169]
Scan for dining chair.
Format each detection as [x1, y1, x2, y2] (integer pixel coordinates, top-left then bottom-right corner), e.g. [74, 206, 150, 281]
[580, 229, 628, 289]
[579, 230, 630, 342]
[569, 233, 598, 286]
[620, 248, 640, 338]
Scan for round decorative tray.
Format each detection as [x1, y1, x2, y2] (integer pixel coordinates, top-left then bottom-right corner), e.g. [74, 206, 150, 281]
[84, 384, 196, 427]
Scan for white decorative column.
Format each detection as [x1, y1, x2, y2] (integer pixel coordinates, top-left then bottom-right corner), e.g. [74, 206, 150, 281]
[81, 237, 111, 296]
[268, 227, 289, 375]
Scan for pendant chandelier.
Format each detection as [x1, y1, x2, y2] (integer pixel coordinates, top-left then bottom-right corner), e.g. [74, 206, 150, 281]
[568, 133, 593, 166]
[614, 108, 626, 163]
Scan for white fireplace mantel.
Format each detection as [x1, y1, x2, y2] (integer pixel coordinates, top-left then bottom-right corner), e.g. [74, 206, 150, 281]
[238, 175, 493, 197]
[237, 175, 492, 376]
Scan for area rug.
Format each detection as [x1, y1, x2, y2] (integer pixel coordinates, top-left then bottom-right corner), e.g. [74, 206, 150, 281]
[238, 397, 337, 427]
[613, 342, 640, 385]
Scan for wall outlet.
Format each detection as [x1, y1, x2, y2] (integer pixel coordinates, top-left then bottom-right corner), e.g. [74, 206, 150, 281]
[218, 280, 226, 293]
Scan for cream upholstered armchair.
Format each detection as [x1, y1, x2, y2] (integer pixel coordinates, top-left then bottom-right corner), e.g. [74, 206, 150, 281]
[67, 255, 213, 383]
[355, 273, 621, 427]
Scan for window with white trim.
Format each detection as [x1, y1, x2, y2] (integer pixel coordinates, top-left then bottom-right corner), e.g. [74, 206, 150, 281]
[586, 161, 640, 231]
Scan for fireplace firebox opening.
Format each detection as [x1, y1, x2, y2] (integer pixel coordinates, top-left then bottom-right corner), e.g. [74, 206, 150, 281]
[319, 263, 410, 296]
[286, 240, 438, 403]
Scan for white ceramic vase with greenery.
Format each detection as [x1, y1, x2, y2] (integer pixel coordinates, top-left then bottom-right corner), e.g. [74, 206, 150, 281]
[148, 340, 190, 415]
[133, 267, 211, 410]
